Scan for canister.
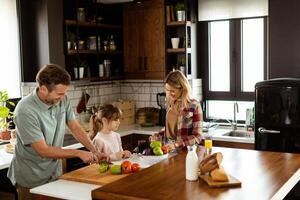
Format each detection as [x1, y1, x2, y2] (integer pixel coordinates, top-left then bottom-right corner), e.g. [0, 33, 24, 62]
[78, 40, 85, 50]
[99, 64, 104, 77]
[87, 36, 96, 50]
[103, 59, 111, 77]
[77, 8, 85, 22]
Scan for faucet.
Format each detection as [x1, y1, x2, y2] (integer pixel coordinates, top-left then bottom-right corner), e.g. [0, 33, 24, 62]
[232, 102, 239, 130]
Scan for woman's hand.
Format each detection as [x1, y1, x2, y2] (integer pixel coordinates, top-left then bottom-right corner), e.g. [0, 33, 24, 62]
[149, 133, 161, 142]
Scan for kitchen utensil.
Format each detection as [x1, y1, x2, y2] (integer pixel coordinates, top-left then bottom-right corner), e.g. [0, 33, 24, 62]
[76, 91, 90, 114]
[156, 93, 166, 126]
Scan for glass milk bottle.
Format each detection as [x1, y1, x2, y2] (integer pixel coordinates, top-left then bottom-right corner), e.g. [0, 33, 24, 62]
[186, 145, 199, 181]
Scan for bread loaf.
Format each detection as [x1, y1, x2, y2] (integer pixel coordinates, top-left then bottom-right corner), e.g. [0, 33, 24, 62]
[199, 152, 223, 174]
[210, 166, 229, 182]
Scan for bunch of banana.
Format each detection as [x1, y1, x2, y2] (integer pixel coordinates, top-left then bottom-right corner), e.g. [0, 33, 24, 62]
[199, 152, 229, 182]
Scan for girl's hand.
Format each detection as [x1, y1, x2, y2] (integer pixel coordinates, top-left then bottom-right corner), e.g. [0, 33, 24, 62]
[115, 152, 123, 160]
[123, 150, 132, 158]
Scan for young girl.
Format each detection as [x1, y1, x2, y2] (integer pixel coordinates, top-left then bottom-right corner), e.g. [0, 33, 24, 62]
[90, 104, 131, 161]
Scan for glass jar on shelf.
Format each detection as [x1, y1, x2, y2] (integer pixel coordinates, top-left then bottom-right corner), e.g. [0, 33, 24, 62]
[87, 36, 96, 50]
[78, 40, 85, 50]
[103, 41, 108, 51]
[109, 35, 116, 51]
[77, 8, 85, 22]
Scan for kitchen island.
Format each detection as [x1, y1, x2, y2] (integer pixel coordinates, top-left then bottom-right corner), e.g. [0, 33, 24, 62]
[30, 146, 300, 200]
[91, 146, 300, 200]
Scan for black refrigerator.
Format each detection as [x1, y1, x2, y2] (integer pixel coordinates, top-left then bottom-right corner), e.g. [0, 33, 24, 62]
[255, 78, 300, 153]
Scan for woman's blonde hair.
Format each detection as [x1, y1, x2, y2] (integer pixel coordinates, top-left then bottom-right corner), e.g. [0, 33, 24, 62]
[89, 104, 122, 140]
[164, 70, 192, 108]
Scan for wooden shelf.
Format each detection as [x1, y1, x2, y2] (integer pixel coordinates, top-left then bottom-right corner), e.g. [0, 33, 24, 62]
[67, 50, 97, 54]
[67, 50, 122, 55]
[167, 48, 186, 53]
[65, 20, 122, 29]
[166, 21, 191, 27]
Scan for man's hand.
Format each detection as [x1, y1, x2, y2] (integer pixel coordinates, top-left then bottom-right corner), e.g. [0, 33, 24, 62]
[93, 152, 110, 162]
[77, 151, 98, 164]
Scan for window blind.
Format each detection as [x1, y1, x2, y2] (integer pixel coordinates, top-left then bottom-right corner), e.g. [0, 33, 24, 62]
[198, 0, 268, 21]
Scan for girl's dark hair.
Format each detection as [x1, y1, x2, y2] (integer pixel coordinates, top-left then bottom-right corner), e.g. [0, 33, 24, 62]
[36, 64, 71, 92]
[89, 104, 122, 139]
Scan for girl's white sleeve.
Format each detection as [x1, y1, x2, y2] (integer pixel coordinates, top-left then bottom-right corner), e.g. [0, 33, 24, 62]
[118, 134, 124, 151]
[92, 138, 104, 153]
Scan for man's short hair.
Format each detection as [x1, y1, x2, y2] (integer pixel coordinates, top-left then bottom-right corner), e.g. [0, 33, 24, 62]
[36, 64, 71, 92]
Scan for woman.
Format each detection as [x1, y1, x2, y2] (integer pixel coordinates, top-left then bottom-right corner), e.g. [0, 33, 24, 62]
[156, 70, 203, 148]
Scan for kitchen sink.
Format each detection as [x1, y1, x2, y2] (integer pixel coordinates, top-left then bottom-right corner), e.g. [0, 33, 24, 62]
[222, 130, 253, 138]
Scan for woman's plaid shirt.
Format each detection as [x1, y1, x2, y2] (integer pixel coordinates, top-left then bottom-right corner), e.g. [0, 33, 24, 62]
[159, 99, 203, 146]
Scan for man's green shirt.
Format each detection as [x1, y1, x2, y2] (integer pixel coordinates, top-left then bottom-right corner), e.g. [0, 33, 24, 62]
[8, 89, 75, 188]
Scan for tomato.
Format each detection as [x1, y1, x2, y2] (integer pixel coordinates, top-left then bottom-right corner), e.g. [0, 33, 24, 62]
[131, 163, 140, 173]
[121, 160, 132, 174]
[161, 146, 169, 154]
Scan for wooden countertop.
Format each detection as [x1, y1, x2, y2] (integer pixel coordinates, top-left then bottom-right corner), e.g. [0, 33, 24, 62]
[92, 146, 300, 200]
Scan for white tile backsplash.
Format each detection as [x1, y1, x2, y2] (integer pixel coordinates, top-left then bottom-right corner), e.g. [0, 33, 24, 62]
[21, 78, 202, 112]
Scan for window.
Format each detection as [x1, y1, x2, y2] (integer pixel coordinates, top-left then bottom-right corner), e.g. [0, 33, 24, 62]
[200, 17, 266, 121]
[241, 18, 264, 92]
[209, 21, 230, 92]
[0, 0, 21, 98]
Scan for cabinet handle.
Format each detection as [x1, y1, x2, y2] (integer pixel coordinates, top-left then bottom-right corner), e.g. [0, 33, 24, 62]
[144, 56, 148, 70]
[258, 127, 280, 134]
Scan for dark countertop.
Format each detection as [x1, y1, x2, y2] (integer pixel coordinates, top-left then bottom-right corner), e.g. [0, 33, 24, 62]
[63, 134, 78, 147]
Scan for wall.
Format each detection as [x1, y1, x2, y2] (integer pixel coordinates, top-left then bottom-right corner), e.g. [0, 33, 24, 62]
[269, 0, 300, 78]
[18, 0, 65, 82]
[21, 79, 202, 120]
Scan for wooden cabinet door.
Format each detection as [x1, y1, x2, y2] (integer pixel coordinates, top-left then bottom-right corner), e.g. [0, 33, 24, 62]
[143, 0, 165, 80]
[123, 5, 145, 79]
[123, 0, 165, 80]
[213, 141, 254, 150]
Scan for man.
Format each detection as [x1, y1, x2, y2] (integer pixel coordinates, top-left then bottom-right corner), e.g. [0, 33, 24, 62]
[8, 64, 108, 200]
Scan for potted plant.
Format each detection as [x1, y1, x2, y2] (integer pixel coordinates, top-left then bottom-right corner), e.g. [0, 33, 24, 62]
[72, 60, 89, 79]
[66, 31, 77, 50]
[0, 91, 15, 140]
[177, 58, 186, 74]
[174, 2, 186, 21]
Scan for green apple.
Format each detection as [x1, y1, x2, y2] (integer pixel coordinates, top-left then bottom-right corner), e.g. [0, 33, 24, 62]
[150, 141, 162, 149]
[153, 146, 163, 156]
[110, 165, 122, 174]
[99, 161, 109, 173]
